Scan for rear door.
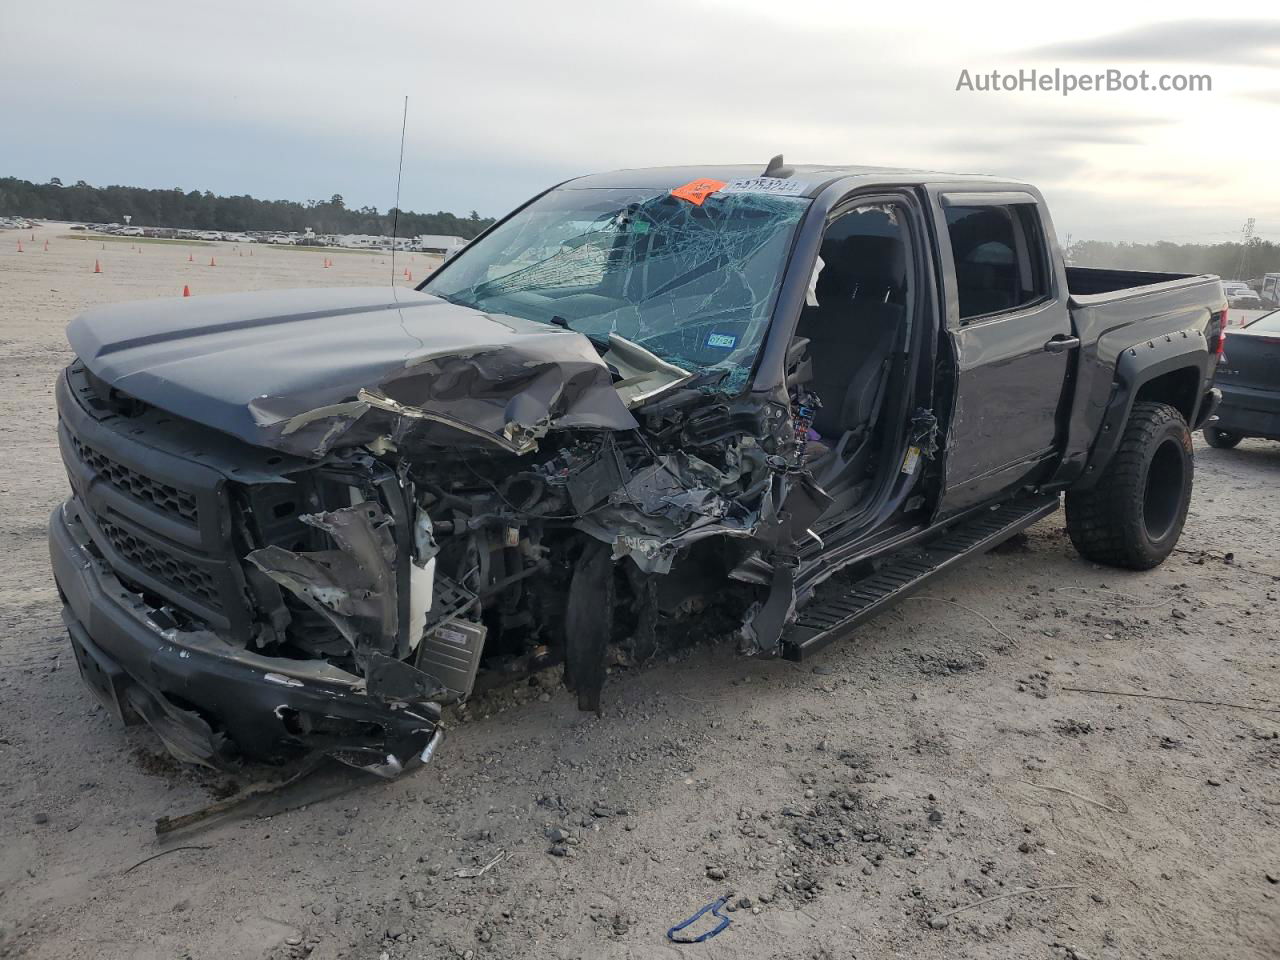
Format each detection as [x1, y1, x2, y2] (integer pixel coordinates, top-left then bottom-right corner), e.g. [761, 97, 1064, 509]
[933, 192, 1074, 514]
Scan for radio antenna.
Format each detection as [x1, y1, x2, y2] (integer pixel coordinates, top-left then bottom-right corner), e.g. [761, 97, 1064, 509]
[391, 95, 408, 287]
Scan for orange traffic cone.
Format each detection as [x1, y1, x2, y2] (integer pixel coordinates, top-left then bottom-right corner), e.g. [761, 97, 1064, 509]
[188, 253, 194, 262]
[406, 271, 412, 282]
[43, 240, 49, 251]
[93, 259, 102, 274]
[182, 285, 191, 297]
[209, 257, 216, 267]
[16, 241, 23, 252]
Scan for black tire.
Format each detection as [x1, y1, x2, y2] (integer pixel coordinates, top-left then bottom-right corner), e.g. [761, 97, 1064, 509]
[1202, 426, 1243, 449]
[1065, 401, 1193, 570]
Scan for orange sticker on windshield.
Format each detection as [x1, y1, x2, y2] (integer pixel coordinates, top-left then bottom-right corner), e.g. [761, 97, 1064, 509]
[670, 178, 726, 206]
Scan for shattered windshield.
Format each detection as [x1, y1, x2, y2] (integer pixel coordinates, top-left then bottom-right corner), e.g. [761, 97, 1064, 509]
[423, 186, 810, 392]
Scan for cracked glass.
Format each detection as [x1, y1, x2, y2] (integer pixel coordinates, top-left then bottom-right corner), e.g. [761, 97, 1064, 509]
[424, 186, 810, 392]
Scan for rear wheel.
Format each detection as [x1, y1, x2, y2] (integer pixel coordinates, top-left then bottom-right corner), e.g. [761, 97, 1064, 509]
[1202, 426, 1243, 449]
[1066, 401, 1193, 570]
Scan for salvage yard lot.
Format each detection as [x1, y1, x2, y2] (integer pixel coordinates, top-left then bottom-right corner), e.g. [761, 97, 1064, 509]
[0, 223, 1276, 960]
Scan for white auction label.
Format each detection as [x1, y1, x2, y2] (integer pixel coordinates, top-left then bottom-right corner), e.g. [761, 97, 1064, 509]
[719, 177, 808, 196]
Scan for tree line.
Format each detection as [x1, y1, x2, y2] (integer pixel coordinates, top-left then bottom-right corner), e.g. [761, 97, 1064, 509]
[4, 175, 1277, 279]
[0, 177, 495, 239]
[1067, 238, 1280, 281]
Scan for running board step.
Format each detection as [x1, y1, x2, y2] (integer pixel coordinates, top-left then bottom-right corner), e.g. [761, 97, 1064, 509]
[780, 494, 1060, 661]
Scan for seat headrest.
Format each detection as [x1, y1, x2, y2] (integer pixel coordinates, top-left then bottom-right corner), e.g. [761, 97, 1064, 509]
[813, 235, 906, 305]
[840, 236, 905, 301]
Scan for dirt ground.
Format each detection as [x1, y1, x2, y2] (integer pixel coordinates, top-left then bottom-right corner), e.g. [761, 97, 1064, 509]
[0, 222, 1277, 960]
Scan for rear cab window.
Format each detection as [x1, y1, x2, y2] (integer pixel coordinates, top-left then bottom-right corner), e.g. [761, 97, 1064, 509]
[944, 202, 1051, 321]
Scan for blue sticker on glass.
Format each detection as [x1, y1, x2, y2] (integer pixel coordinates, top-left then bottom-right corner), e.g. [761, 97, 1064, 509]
[706, 332, 737, 349]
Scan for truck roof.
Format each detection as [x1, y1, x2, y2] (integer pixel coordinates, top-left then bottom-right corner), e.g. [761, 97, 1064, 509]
[564, 163, 1030, 198]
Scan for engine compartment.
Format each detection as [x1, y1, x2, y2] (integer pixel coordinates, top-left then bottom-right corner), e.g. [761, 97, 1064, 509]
[236, 380, 794, 716]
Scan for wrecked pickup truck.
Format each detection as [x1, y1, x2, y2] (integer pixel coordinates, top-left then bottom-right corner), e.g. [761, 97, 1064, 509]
[49, 161, 1225, 776]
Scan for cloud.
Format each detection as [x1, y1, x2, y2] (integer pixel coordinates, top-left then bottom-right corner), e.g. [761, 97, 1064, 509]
[0, 3, 1274, 241]
[1015, 114, 1175, 131]
[1027, 20, 1280, 65]
[927, 141, 1091, 185]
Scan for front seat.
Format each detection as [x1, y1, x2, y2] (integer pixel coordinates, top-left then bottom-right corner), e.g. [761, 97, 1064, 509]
[796, 235, 905, 457]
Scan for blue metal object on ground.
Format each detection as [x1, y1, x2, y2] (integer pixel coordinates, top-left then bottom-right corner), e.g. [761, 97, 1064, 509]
[667, 894, 733, 943]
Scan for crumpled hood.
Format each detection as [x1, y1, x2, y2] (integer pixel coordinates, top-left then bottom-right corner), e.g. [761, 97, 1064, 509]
[67, 286, 638, 457]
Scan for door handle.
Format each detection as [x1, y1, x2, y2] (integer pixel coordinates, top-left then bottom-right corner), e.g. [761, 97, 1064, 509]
[1044, 335, 1080, 353]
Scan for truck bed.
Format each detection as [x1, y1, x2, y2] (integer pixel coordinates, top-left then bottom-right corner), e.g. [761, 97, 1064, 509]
[1054, 267, 1223, 488]
[1065, 265, 1195, 297]
[1066, 266, 1222, 354]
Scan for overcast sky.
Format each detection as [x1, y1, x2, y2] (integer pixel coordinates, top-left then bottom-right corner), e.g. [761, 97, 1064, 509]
[2, 1, 1276, 242]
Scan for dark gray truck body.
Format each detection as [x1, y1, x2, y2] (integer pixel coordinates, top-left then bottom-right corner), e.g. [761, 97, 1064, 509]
[48, 164, 1225, 774]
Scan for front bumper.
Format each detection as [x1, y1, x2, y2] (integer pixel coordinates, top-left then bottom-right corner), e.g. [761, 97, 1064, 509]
[49, 500, 440, 773]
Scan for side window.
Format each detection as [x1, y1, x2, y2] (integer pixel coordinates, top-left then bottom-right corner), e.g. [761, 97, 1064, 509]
[945, 203, 1050, 321]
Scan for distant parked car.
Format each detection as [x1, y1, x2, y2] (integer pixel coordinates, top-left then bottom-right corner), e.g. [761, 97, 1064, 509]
[1228, 288, 1264, 310]
[1203, 309, 1280, 448]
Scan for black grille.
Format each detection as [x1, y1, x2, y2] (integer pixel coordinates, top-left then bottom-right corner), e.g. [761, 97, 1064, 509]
[71, 434, 198, 523]
[98, 519, 222, 610]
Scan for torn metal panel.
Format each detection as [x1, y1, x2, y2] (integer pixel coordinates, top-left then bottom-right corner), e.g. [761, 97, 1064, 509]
[574, 453, 757, 574]
[122, 681, 233, 769]
[247, 503, 399, 657]
[604, 334, 696, 407]
[363, 652, 449, 703]
[564, 540, 613, 712]
[737, 561, 797, 656]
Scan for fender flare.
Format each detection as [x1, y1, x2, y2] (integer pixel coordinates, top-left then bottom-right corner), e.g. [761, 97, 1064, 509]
[1074, 332, 1211, 490]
